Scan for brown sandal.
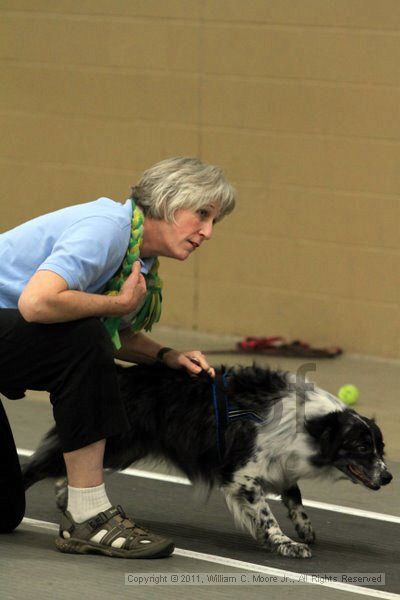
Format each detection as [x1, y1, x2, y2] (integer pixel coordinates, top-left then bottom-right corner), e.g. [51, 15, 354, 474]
[55, 505, 174, 558]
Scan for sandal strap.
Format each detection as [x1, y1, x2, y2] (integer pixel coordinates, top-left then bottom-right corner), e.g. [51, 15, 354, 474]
[101, 524, 148, 549]
[87, 509, 117, 532]
[101, 525, 130, 547]
[85, 505, 127, 528]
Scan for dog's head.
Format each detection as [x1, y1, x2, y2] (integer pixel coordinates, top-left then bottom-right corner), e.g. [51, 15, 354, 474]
[306, 410, 393, 490]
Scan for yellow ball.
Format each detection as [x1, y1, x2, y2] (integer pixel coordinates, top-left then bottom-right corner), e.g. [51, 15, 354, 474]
[338, 384, 360, 405]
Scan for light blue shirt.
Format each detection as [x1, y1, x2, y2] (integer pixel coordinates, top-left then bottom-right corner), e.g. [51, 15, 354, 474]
[0, 198, 152, 311]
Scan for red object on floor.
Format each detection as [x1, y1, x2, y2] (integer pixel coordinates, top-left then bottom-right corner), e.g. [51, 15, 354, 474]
[236, 336, 342, 358]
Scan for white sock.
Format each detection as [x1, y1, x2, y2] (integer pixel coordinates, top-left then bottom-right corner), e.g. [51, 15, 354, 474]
[67, 483, 112, 523]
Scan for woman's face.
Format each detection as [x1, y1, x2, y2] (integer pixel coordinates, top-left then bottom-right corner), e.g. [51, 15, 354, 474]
[142, 204, 220, 260]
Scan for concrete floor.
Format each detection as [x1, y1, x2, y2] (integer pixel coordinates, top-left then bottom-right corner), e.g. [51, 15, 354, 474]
[1, 325, 399, 600]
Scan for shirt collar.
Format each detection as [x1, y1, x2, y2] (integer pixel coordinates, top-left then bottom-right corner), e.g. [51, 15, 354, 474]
[139, 256, 155, 275]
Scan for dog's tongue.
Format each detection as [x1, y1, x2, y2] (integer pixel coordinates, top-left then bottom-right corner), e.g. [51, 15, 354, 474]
[348, 465, 378, 489]
[349, 465, 363, 479]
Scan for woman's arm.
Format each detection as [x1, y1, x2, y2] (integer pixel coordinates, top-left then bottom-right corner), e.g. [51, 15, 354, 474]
[115, 329, 215, 377]
[18, 263, 146, 323]
[114, 330, 165, 364]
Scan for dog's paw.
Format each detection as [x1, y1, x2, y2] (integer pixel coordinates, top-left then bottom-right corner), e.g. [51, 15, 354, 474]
[276, 540, 312, 559]
[288, 509, 316, 544]
[296, 522, 316, 545]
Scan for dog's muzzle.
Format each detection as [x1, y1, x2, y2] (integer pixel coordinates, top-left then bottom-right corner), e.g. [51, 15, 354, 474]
[338, 462, 393, 490]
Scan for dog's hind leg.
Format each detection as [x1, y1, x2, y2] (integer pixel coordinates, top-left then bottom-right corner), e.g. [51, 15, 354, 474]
[222, 480, 312, 558]
[21, 426, 65, 490]
[54, 477, 68, 511]
[281, 484, 315, 544]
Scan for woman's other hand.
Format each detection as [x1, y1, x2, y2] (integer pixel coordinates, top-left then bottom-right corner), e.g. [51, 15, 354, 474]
[162, 349, 215, 378]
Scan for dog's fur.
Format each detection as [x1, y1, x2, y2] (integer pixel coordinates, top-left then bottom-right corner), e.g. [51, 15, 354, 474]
[22, 363, 392, 558]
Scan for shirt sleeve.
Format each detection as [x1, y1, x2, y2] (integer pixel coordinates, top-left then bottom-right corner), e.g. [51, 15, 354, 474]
[37, 216, 127, 292]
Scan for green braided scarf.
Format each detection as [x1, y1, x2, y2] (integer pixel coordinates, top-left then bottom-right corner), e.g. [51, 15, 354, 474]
[102, 200, 163, 350]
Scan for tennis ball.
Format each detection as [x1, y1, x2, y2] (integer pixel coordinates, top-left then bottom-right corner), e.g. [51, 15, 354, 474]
[338, 384, 360, 405]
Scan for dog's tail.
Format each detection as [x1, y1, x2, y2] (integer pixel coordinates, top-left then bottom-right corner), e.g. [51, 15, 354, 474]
[21, 426, 65, 490]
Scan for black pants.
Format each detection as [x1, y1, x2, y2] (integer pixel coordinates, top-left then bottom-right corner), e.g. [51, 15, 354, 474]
[0, 309, 130, 531]
[0, 398, 25, 532]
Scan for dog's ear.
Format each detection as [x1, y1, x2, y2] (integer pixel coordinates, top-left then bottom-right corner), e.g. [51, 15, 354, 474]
[305, 412, 343, 464]
[363, 414, 385, 456]
[305, 412, 339, 440]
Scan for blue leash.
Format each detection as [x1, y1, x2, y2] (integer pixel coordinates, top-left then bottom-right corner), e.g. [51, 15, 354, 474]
[211, 371, 266, 462]
[211, 372, 228, 462]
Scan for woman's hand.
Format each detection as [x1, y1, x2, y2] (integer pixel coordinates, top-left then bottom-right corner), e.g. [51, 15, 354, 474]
[162, 349, 215, 377]
[116, 261, 147, 315]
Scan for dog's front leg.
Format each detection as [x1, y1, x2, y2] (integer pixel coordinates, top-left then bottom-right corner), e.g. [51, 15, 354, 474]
[222, 482, 312, 558]
[281, 484, 315, 544]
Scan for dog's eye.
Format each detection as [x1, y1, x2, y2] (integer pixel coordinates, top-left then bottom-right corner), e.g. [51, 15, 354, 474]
[357, 445, 369, 453]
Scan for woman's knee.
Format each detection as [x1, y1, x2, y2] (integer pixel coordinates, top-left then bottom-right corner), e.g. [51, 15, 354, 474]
[70, 318, 113, 355]
[57, 318, 116, 373]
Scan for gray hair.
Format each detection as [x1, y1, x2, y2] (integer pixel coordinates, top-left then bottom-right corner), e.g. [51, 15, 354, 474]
[130, 157, 236, 222]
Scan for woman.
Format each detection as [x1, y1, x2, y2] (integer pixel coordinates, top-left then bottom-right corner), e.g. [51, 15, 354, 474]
[0, 157, 236, 558]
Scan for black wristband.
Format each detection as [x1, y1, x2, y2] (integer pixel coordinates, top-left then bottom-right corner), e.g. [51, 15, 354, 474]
[156, 347, 173, 363]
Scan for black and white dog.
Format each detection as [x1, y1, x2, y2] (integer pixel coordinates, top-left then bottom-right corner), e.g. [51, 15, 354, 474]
[22, 363, 392, 559]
